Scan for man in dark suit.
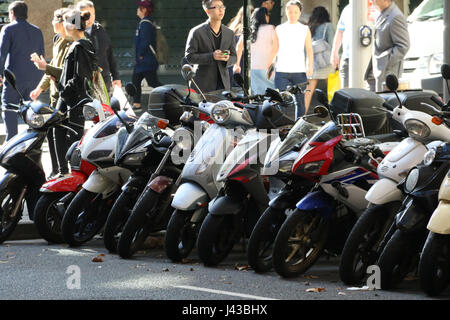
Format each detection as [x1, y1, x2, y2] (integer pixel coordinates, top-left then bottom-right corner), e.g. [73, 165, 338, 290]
[365, 0, 410, 92]
[0, 1, 44, 141]
[77, 1, 121, 92]
[184, 0, 237, 93]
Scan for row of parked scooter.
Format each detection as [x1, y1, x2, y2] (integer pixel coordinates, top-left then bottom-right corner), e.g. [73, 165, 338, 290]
[0, 64, 449, 297]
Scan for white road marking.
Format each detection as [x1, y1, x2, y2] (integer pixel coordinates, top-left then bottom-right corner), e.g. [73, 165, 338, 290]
[174, 285, 278, 300]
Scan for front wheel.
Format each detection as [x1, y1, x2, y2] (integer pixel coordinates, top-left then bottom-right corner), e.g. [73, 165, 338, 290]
[377, 229, 420, 290]
[103, 191, 139, 253]
[117, 189, 161, 259]
[419, 232, 450, 296]
[0, 186, 24, 244]
[61, 189, 110, 247]
[272, 210, 330, 278]
[197, 214, 241, 266]
[339, 202, 399, 285]
[164, 209, 199, 262]
[33, 193, 72, 244]
[247, 207, 286, 273]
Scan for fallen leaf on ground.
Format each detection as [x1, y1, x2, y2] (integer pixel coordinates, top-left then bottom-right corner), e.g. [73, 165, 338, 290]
[163, 268, 169, 272]
[181, 258, 193, 264]
[234, 264, 251, 271]
[0, 260, 8, 264]
[338, 292, 346, 296]
[347, 286, 373, 291]
[303, 275, 320, 279]
[306, 287, 325, 293]
[92, 256, 103, 263]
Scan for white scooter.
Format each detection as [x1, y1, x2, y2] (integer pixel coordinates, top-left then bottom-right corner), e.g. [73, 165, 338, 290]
[61, 87, 137, 246]
[339, 73, 450, 285]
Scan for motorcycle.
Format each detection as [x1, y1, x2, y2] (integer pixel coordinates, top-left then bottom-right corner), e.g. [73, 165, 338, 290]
[195, 87, 299, 267]
[271, 89, 397, 278]
[33, 86, 129, 244]
[339, 73, 450, 285]
[60, 96, 137, 247]
[0, 70, 91, 244]
[377, 66, 450, 290]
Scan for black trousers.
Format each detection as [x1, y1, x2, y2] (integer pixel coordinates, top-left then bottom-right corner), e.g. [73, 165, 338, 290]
[53, 99, 85, 174]
[132, 69, 162, 104]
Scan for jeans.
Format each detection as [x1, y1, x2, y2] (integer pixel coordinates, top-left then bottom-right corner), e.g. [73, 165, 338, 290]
[250, 69, 275, 95]
[274, 72, 307, 119]
[132, 69, 162, 104]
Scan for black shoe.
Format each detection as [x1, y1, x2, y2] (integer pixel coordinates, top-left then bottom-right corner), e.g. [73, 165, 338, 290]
[47, 171, 59, 180]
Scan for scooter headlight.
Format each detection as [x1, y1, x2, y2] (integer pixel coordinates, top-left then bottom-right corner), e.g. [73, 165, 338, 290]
[83, 104, 98, 121]
[211, 101, 233, 124]
[26, 108, 51, 128]
[405, 167, 420, 193]
[423, 149, 436, 166]
[405, 120, 431, 139]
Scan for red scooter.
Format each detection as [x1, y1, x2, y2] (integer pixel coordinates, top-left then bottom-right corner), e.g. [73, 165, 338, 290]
[33, 99, 114, 243]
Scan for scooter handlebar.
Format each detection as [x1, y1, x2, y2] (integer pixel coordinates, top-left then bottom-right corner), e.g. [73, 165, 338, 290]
[431, 95, 445, 109]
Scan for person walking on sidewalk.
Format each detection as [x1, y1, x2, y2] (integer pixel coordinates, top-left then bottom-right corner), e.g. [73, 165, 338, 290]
[77, 1, 121, 93]
[184, 0, 237, 93]
[267, 0, 313, 118]
[0, 1, 44, 141]
[30, 8, 73, 179]
[364, 0, 410, 92]
[132, 0, 162, 109]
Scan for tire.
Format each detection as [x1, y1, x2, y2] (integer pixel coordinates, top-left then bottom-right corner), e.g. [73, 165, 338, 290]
[0, 186, 24, 244]
[197, 214, 241, 266]
[103, 191, 138, 253]
[33, 193, 70, 244]
[165, 209, 199, 262]
[339, 202, 399, 285]
[272, 210, 330, 278]
[377, 229, 420, 290]
[247, 207, 286, 273]
[61, 189, 110, 247]
[117, 188, 161, 259]
[419, 232, 450, 296]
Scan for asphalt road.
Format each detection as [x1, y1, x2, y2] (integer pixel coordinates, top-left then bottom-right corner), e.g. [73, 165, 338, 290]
[0, 237, 447, 301]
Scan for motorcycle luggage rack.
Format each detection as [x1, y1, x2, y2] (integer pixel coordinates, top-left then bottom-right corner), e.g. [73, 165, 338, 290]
[337, 113, 366, 140]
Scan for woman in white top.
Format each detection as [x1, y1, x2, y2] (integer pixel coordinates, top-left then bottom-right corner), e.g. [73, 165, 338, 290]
[268, 0, 314, 118]
[234, 7, 275, 95]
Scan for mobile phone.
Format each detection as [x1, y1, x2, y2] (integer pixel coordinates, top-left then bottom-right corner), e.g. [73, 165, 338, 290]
[222, 50, 230, 56]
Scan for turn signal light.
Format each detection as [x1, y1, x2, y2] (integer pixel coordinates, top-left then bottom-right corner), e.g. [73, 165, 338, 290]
[432, 116, 443, 126]
[157, 120, 168, 129]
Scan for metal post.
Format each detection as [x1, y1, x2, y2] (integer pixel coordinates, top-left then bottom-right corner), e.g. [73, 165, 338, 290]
[444, 0, 449, 101]
[349, 0, 370, 89]
[243, 0, 250, 92]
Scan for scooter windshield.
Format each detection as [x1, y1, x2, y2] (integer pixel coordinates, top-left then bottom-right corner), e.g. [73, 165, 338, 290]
[118, 112, 162, 158]
[265, 118, 320, 166]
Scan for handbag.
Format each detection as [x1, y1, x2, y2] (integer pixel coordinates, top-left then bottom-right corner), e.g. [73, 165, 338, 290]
[328, 69, 341, 102]
[312, 23, 332, 71]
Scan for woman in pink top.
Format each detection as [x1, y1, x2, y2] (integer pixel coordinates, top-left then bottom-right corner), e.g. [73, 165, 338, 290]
[234, 7, 276, 94]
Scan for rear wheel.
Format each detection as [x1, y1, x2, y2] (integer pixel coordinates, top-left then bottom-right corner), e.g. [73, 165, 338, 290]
[247, 207, 286, 273]
[272, 210, 330, 278]
[197, 214, 241, 266]
[33, 193, 71, 244]
[0, 187, 24, 244]
[164, 209, 199, 262]
[419, 232, 450, 296]
[61, 189, 111, 247]
[339, 202, 399, 285]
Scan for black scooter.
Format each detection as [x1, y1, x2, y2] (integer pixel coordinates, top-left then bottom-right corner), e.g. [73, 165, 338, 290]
[0, 70, 88, 244]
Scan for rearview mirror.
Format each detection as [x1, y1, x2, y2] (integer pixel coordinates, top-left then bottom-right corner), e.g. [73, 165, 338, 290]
[181, 64, 195, 81]
[266, 88, 283, 103]
[313, 105, 329, 118]
[441, 64, 450, 80]
[385, 74, 399, 92]
[315, 89, 328, 106]
[110, 97, 121, 113]
[125, 83, 137, 97]
[3, 69, 16, 89]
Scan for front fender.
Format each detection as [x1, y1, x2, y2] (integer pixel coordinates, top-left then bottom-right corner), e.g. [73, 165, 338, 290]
[121, 176, 148, 194]
[40, 171, 87, 193]
[296, 191, 335, 218]
[0, 172, 23, 192]
[269, 188, 303, 210]
[427, 201, 450, 234]
[82, 170, 118, 195]
[171, 182, 209, 211]
[208, 195, 243, 216]
[396, 197, 428, 233]
[365, 178, 404, 205]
